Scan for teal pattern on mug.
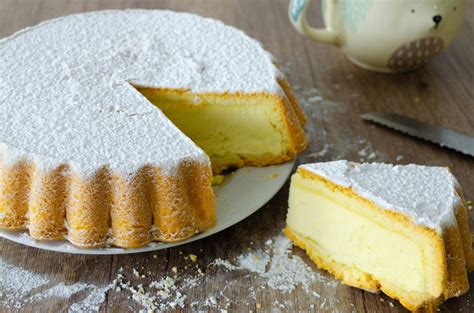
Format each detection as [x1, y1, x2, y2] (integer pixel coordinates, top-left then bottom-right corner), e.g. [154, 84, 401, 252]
[340, 0, 374, 32]
[291, 0, 306, 21]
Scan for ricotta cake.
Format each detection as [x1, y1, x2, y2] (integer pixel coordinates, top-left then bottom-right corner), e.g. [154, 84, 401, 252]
[0, 10, 307, 248]
[285, 161, 474, 312]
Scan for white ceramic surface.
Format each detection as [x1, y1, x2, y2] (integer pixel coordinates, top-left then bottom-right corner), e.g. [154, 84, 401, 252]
[0, 161, 295, 255]
[289, 0, 468, 72]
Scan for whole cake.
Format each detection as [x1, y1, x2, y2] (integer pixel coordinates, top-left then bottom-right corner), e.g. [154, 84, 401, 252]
[285, 161, 474, 312]
[0, 10, 307, 248]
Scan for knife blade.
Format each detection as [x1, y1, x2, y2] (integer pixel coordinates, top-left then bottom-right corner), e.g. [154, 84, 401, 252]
[361, 112, 474, 157]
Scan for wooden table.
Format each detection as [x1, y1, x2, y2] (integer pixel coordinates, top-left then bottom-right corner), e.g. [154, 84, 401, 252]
[1, 1, 473, 312]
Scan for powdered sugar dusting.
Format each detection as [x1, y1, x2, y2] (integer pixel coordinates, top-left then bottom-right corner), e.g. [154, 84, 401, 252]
[0, 9, 282, 177]
[0, 233, 339, 311]
[68, 283, 115, 313]
[235, 235, 336, 296]
[29, 282, 90, 302]
[0, 259, 49, 309]
[237, 251, 270, 274]
[302, 161, 461, 231]
[0, 259, 116, 312]
[249, 235, 324, 293]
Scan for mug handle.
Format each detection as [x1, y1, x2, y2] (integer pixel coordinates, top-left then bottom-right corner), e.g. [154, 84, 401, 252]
[289, 0, 340, 46]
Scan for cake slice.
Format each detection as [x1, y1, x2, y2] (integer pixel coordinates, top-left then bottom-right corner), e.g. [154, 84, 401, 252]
[284, 161, 474, 312]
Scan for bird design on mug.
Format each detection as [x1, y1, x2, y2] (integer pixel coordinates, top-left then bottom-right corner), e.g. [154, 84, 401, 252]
[337, 0, 464, 71]
[387, 3, 461, 71]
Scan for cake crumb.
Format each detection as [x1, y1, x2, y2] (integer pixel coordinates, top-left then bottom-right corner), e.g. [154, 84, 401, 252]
[466, 200, 472, 210]
[212, 175, 225, 185]
[256, 303, 262, 309]
[197, 268, 205, 276]
[320, 299, 327, 309]
[207, 295, 217, 305]
[189, 254, 198, 262]
[266, 173, 279, 180]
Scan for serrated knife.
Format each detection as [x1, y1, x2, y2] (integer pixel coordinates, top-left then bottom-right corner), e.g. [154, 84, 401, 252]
[361, 112, 474, 157]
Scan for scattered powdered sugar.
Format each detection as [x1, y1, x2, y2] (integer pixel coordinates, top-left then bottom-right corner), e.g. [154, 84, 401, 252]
[229, 235, 338, 307]
[29, 282, 90, 302]
[68, 283, 116, 313]
[302, 161, 461, 231]
[282, 62, 393, 165]
[307, 143, 332, 159]
[267, 251, 314, 292]
[0, 233, 339, 312]
[241, 235, 323, 293]
[0, 258, 118, 312]
[0, 259, 49, 309]
[291, 84, 387, 163]
[211, 258, 237, 271]
[237, 251, 270, 274]
[124, 234, 337, 311]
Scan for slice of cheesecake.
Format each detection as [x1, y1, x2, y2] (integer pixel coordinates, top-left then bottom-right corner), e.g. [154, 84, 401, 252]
[284, 161, 474, 312]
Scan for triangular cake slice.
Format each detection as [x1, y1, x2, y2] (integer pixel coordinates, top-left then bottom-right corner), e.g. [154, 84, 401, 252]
[284, 161, 474, 312]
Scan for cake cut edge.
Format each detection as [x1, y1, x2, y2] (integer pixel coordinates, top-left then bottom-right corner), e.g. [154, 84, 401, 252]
[137, 77, 308, 175]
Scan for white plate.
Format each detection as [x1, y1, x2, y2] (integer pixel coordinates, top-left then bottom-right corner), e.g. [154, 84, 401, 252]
[0, 161, 295, 255]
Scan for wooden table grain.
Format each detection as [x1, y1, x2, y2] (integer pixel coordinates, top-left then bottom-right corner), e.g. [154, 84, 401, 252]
[1, 1, 473, 312]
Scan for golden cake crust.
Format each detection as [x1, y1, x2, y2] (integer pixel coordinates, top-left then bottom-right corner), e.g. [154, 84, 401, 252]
[1, 159, 216, 249]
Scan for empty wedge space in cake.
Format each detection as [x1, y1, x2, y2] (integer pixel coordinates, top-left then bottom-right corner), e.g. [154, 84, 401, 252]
[284, 160, 474, 312]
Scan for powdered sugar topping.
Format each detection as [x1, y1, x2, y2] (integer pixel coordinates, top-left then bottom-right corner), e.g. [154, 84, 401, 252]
[0, 10, 281, 177]
[302, 160, 462, 231]
[0, 234, 339, 311]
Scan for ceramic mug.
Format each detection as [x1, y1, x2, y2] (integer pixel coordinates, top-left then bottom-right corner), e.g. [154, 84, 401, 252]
[289, 0, 468, 73]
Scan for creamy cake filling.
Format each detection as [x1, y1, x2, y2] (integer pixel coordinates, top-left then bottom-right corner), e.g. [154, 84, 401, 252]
[287, 171, 443, 297]
[140, 89, 290, 173]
